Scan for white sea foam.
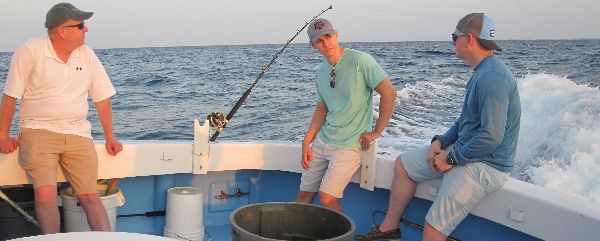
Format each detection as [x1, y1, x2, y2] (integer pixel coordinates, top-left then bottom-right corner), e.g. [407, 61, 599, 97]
[516, 73, 600, 203]
[378, 73, 600, 204]
[376, 76, 465, 156]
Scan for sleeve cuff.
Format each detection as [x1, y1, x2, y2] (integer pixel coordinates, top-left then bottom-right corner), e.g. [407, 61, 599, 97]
[431, 135, 445, 148]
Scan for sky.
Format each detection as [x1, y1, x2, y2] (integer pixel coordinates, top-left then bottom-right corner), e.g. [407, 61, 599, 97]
[0, 0, 599, 52]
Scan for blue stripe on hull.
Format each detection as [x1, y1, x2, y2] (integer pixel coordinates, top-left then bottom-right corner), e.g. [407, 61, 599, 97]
[403, 197, 541, 241]
[114, 170, 540, 241]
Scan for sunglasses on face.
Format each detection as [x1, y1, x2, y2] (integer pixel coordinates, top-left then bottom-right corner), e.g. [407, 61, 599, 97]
[62, 22, 85, 30]
[330, 69, 336, 88]
[452, 31, 466, 45]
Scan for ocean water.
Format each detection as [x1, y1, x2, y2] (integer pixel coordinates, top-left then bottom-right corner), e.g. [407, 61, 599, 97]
[1, 40, 599, 204]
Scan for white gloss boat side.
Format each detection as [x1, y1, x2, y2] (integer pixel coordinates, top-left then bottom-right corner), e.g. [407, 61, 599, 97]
[1, 120, 599, 241]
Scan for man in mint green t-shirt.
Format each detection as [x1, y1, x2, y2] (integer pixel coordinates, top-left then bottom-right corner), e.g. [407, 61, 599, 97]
[295, 18, 397, 212]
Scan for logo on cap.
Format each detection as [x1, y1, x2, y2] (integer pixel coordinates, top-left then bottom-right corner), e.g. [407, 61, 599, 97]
[314, 21, 325, 30]
[489, 30, 496, 38]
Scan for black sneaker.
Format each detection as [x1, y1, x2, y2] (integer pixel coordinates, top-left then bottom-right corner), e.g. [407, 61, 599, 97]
[355, 225, 401, 241]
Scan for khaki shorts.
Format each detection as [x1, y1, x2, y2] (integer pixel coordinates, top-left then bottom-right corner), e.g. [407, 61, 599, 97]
[18, 128, 99, 194]
[299, 136, 361, 198]
[401, 146, 509, 236]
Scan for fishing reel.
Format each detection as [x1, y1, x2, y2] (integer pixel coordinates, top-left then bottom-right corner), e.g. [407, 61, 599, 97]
[207, 112, 228, 133]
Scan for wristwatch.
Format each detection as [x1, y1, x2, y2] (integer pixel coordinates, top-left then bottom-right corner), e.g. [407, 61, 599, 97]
[446, 151, 458, 165]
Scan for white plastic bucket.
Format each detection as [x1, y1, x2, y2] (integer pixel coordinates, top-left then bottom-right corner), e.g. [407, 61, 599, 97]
[58, 186, 125, 232]
[163, 187, 204, 241]
[163, 228, 205, 241]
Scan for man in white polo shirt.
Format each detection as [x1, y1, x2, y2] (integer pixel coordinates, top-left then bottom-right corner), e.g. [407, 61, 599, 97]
[0, 3, 122, 234]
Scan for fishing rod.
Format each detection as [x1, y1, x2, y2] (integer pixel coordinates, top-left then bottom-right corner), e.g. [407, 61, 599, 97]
[0, 189, 40, 229]
[208, 5, 333, 142]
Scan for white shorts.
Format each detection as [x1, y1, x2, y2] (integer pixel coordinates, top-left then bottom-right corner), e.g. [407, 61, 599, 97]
[400, 146, 509, 236]
[299, 136, 361, 198]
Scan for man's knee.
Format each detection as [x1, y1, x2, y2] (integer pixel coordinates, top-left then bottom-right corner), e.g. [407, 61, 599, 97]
[394, 155, 409, 176]
[318, 192, 339, 207]
[34, 185, 58, 204]
[423, 221, 447, 241]
[77, 193, 102, 206]
[296, 191, 316, 203]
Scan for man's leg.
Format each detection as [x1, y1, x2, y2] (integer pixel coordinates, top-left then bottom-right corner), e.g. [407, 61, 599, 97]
[297, 137, 328, 205]
[19, 129, 63, 234]
[424, 162, 509, 238]
[356, 146, 440, 241]
[34, 185, 60, 234]
[319, 191, 342, 212]
[78, 193, 110, 231]
[61, 133, 108, 231]
[377, 155, 417, 232]
[315, 141, 360, 212]
[354, 156, 413, 241]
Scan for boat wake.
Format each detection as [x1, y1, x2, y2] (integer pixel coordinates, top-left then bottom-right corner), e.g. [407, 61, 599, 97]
[377, 73, 600, 204]
[516, 73, 600, 204]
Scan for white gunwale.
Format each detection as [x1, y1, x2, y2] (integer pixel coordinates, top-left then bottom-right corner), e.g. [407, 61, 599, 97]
[1, 120, 599, 241]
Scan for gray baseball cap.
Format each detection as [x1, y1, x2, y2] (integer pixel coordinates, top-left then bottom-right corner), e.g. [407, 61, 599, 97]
[45, 3, 93, 29]
[455, 13, 501, 51]
[307, 18, 336, 44]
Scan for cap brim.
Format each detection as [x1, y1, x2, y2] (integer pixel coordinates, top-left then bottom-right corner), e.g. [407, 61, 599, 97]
[478, 39, 502, 51]
[78, 11, 94, 21]
[310, 30, 336, 44]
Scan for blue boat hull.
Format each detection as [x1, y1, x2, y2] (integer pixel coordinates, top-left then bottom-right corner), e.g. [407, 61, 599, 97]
[115, 170, 541, 241]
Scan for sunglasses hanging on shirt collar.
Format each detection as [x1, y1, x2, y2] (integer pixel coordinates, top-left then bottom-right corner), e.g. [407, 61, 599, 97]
[330, 69, 336, 88]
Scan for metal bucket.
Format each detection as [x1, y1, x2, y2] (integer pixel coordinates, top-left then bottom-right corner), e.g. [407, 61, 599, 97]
[230, 202, 355, 241]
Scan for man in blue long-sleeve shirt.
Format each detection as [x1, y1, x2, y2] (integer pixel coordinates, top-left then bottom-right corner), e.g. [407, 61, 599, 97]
[356, 13, 521, 241]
